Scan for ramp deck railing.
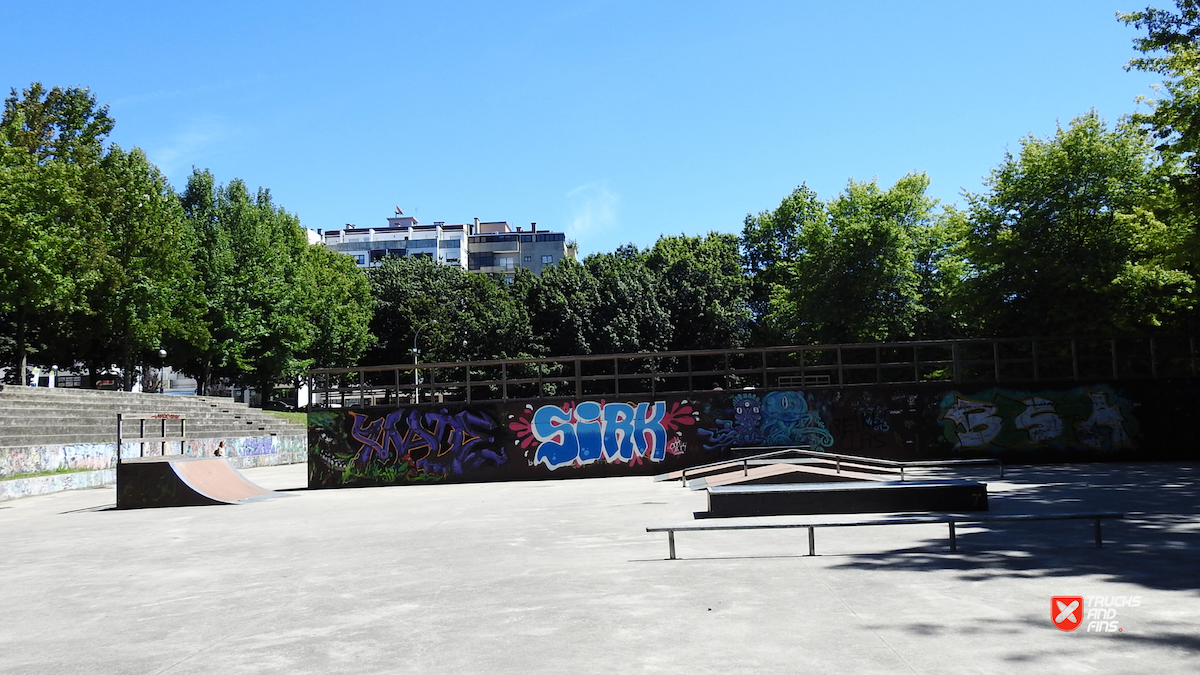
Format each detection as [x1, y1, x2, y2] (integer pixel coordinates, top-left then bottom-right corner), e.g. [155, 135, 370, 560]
[307, 335, 1200, 408]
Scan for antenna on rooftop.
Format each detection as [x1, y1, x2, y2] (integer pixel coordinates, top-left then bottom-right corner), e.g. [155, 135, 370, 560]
[395, 206, 404, 215]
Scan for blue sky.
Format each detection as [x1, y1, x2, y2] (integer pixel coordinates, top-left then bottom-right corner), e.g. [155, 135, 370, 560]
[4, 1, 1162, 256]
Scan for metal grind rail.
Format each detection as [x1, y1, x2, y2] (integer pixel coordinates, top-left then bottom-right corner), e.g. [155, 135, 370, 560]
[730, 446, 1005, 480]
[662, 447, 1002, 485]
[647, 512, 1126, 560]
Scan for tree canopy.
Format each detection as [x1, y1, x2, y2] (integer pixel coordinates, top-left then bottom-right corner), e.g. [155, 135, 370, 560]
[16, 15, 1200, 402]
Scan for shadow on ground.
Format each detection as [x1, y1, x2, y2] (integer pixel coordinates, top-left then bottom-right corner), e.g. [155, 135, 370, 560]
[830, 461, 1200, 593]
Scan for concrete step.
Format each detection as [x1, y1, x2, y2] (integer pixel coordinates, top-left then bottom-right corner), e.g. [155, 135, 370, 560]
[0, 386, 306, 449]
[0, 407, 287, 420]
[0, 420, 295, 436]
[0, 386, 243, 405]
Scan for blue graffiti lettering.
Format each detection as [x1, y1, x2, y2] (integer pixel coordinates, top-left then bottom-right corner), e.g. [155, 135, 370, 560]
[532, 401, 671, 470]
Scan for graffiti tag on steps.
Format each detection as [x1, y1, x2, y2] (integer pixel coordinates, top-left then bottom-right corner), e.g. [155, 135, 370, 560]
[509, 400, 698, 470]
[939, 386, 1138, 453]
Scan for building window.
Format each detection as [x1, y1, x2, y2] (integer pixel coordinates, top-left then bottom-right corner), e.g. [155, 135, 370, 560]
[496, 256, 515, 271]
[369, 250, 385, 263]
[354, 255, 366, 265]
[520, 235, 533, 243]
[535, 233, 565, 242]
[439, 238, 461, 249]
[541, 255, 553, 264]
[523, 255, 531, 262]
[409, 238, 437, 248]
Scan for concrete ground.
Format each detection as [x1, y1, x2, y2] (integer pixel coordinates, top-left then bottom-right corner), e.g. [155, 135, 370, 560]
[1, 461, 1198, 674]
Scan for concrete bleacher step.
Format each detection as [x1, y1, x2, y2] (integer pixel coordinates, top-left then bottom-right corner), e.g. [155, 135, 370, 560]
[0, 386, 306, 450]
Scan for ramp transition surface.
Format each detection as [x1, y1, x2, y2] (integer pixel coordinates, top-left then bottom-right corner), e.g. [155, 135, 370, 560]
[116, 457, 278, 508]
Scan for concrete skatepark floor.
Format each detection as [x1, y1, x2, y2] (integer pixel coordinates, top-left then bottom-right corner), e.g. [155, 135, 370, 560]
[1, 462, 1198, 674]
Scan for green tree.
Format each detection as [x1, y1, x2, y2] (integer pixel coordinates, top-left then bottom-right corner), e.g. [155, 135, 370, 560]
[645, 233, 750, 350]
[178, 171, 314, 398]
[299, 245, 374, 369]
[0, 84, 113, 383]
[961, 112, 1192, 336]
[518, 258, 602, 357]
[584, 245, 673, 354]
[757, 174, 941, 344]
[741, 184, 825, 343]
[50, 146, 198, 389]
[367, 256, 533, 364]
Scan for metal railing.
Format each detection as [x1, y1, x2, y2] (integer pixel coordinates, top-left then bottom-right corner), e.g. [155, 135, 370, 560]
[307, 335, 1200, 408]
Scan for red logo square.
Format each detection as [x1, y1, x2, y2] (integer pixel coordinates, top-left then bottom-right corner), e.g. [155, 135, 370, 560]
[1052, 596, 1084, 631]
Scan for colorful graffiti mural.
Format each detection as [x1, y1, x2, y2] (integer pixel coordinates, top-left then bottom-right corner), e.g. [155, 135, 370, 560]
[509, 400, 698, 470]
[306, 380, 1170, 488]
[698, 391, 834, 452]
[938, 385, 1138, 453]
[310, 408, 507, 485]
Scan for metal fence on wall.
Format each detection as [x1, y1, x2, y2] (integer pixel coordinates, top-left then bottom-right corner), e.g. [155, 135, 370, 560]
[307, 335, 1200, 409]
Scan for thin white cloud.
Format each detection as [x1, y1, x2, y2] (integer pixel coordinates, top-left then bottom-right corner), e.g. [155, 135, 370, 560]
[566, 181, 619, 242]
[143, 116, 233, 182]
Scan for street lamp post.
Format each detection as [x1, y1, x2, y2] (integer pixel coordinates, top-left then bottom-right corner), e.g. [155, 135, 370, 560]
[413, 320, 436, 404]
[158, 349, 167, 394]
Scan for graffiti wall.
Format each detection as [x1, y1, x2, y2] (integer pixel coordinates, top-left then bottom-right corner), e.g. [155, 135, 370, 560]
[307, 378, 1200, 488]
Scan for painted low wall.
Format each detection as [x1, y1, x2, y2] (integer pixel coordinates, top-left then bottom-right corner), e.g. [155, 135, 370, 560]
[0, 435, 307, 501]
[308, 378, 1200, 489]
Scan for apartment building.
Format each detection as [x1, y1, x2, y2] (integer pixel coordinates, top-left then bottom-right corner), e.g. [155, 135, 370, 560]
[319, 211, 574, 278]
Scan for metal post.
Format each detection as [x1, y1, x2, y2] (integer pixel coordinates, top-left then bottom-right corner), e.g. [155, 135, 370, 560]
[1094, 518, 1102, 548]
[836, 347, 844, 386]
[807, 526, 815, 556]
[1032, 340, 1039, 381]
[875, 346, 881, 384]
[116, 413, 123, 465]
[993, 341, 1001, 382]
[1150, 338, 1158, 379]
[743, 459, 748, 477]
[900, 466, 905, 481]
[501, 362, 508, 400]
[951, 343, 960, 384]
[465, 366, 472, 404]
[1111, 338, 1119, 379]
[1071, 339, 1079, 381]
[835, 459, 840, 474]
[949, 522, 957, 552]
[614, 357, 620, 396]
[668, 531, 676, 560]
[913, 345, 919, 383]
[574, 359, 581, 398]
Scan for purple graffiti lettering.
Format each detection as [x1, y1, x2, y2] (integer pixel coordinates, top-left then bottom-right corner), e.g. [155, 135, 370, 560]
[347, 408, 505, 477]
[349, 412, 388, 464]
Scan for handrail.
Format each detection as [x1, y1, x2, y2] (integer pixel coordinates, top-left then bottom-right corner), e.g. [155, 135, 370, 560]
[732, 446, 1004, 479]
[675, 447, 812, 484]
[115, 412, 188, 463]
[669, 446, 1002, 486]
